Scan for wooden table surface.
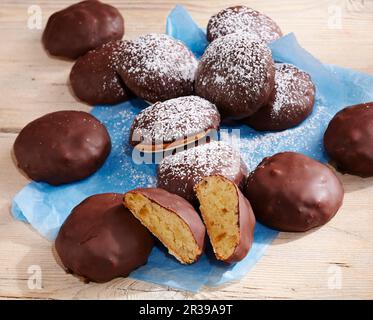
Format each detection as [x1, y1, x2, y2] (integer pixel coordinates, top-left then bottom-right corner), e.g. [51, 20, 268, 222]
[1, 0, 373, 300]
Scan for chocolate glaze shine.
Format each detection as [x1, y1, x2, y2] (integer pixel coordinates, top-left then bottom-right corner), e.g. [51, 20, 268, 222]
[42, 0, 124, 60]
[55, 193, 154, 283]
[324, 102, 373, 177]
[13, 111, 111, 185]
[70, 40, 131, 105]
[245, 152, 344, 232]
[231, 181, 256, 262]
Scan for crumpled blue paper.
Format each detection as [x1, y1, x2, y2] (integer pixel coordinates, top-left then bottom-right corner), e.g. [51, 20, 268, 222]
[12, 5, 373, 292]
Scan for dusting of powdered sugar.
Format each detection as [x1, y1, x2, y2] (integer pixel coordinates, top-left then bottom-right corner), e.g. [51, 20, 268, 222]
[131, 96, 220, 144]
[121, 33, 198, 86]
[93, 105, 157, 189]
[196, 32, 273, 111]
[207, 6, 282, 43]
[271, 63, 315, 117]
[158, 141, 244, 188]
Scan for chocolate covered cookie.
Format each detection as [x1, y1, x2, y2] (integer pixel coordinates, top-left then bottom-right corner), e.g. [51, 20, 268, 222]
[130, 96, 220, 152]
[13, 111, 111, 185]
[42, 0, 124, 60]
[157, 141, 247, 203]
[245, 63, 315, 131]
[207, 6, 282, 44]
[118, 33, 198, 103]
[195, 175, 256, 263]
[70, 40, 131, 105]
[55, 193, 154, 283]
[245, 152, 344, 232]
[124, 188, 205, 264]
[324, 102, 373, 177]
[195, 33, 275, 119]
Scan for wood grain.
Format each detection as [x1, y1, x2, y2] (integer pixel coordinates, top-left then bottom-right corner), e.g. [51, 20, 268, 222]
[0, 0, 373, 299]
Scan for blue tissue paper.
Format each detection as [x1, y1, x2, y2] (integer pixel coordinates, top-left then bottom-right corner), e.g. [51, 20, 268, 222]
[12, 5, 373, 292]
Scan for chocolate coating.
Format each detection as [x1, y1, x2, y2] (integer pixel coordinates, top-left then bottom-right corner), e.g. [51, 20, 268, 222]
[207, 6, 282, 44]
[118, 33, 198, 103]
[233, 181, 256, 262]
[130, 96, 220, 149]
[245, 152, 344, 232]
[125, 187, 205, 263]
[42, 0, 124, 60]
[244, 63, 315, 131]
[195, 33, 275, 119]
[324, 102, 373, 177]
[55, 193, 154, 283]
[13, 111, 111, 185]
[157, 141, 247, 204]
[70, 40, 131, 105]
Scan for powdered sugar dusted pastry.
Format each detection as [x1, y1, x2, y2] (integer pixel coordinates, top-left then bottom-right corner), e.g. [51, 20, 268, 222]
[195, 33, 275, 120]
[157, 141, 247, 203]
[118, 33, 198, 103]
[70, 40, 131, 105]
[245, 63, 315, 131]
[130, 96, 220, 152]
[207, 6, 282, 44]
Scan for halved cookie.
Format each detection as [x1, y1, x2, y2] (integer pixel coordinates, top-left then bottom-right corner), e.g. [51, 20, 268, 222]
[195, 175, 256, 263]
[124, 188, 205, 264]
[157, 141, 247, 204]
